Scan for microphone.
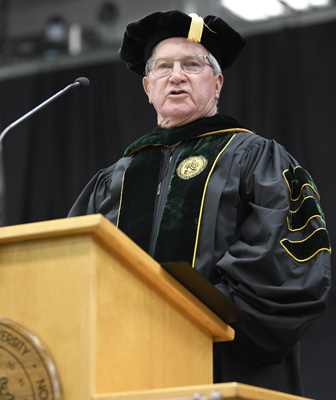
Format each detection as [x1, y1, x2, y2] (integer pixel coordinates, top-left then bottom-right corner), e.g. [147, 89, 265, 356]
[73, 77, 90, 90]
[0, 77, 90, 144]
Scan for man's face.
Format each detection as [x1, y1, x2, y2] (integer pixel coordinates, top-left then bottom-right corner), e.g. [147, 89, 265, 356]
[142, 37, 223, 129]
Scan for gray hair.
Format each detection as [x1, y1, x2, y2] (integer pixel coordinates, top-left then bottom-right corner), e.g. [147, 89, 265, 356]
[207, 52, 222, 75]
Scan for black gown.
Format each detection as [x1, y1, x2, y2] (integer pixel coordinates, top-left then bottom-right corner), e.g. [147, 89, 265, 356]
[69, 114, 331, 396]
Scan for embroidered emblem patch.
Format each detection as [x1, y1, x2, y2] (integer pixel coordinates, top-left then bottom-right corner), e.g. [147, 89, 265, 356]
[177, 156, 208, 180]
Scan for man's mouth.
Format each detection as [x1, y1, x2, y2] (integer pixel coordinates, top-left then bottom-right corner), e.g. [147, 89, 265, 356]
[169, 90, 187, 96]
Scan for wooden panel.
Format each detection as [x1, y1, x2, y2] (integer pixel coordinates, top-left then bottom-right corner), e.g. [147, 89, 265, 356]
[94, 240, 212, 393]
[0, 234, 96, 400]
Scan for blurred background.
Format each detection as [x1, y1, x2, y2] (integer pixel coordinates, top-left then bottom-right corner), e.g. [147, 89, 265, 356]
[0, 0, 335, 398]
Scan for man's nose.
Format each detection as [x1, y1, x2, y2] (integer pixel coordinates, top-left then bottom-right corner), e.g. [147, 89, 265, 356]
[169, 61, 187, 81]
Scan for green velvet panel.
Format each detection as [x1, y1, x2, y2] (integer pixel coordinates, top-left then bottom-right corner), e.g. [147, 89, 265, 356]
[117, 146, 163, 251]
[284, 166, 320, 201]
[281, 229, 331, 262]
[282, 165, 331, 261]
[153, 132, 236, 265]
[287, 196, 326, 231]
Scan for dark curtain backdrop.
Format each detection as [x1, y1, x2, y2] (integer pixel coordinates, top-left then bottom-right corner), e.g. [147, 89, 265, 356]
[0, 18, 335, 400]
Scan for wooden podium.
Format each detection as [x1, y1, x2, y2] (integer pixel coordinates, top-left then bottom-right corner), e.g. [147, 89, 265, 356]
[0, 215, 312, 400]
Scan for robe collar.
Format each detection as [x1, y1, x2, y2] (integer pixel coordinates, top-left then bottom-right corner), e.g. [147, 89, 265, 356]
[124, 114, 248, 157]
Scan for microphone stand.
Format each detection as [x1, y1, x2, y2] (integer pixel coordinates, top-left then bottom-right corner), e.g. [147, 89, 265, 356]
[0, 77, 90, 226]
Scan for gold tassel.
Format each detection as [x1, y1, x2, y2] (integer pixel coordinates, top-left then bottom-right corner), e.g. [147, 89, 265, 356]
[187, 13, 204, 43]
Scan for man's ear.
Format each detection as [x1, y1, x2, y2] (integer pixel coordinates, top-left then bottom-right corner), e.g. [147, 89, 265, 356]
[215, 73, 224, 100]
[142, 76, 152, 104]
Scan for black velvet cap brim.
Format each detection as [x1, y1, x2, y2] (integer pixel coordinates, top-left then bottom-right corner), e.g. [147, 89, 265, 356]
[118, 10, 246, 76]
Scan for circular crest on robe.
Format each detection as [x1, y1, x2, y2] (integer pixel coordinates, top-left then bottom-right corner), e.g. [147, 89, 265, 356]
[177, 156, 208, 180]
[0, 318, 62, 400]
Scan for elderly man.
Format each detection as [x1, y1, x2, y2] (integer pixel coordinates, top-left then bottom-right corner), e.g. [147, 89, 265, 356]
[69, 10, 331, 397]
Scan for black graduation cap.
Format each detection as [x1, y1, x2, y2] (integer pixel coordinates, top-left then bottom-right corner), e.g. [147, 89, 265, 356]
[118, 10, 246, 76]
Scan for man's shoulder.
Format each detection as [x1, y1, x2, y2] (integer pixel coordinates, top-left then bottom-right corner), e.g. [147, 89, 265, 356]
[230, 129, 262, 148]
[98, 156, 134, 179]
[233, 130, 285, 150]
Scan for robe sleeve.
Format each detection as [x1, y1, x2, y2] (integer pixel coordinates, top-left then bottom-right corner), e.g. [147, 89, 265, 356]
[214, 138, 331, 366]
[68, 164, 117, 217]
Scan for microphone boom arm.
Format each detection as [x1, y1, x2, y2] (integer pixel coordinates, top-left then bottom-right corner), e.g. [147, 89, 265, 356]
[0, 76, 89, 226]
[0, 78, 89, 145]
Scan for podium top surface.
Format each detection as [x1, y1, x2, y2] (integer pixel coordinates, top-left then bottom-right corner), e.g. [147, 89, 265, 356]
[0, 214, 234, 342]
[94, 382, 313, 400]
[0, 214, 115, 244]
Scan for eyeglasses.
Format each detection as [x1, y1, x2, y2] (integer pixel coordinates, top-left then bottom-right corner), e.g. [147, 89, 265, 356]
[147, 55, 214, 78]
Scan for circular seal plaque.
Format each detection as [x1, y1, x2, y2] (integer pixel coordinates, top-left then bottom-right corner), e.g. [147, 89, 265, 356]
[0, 318, 62, 400]
[177, 156, 208, 180]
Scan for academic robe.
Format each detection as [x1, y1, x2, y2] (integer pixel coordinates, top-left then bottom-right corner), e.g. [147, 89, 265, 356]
[68, 114, 331, 396]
